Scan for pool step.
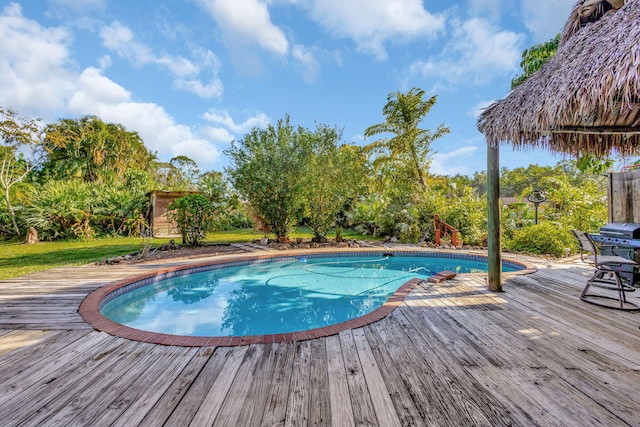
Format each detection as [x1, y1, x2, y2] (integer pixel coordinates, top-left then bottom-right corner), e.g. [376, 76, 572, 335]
[427, 270, 457, 283]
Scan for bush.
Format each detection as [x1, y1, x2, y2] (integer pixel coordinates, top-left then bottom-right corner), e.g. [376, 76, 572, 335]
[506, 222, 576, 257]
[168, 194, 220, 246]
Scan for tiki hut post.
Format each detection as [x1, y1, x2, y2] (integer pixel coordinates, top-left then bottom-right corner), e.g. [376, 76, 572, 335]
[487, 143, 502, 291]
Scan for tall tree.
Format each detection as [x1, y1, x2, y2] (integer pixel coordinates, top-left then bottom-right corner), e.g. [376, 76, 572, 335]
[303, 125, 368, 241]
[225, 115, 312, 240]
[364, 88, 449, 192]
[42, 116, 154, 183]
[0, 107, 44, 236]
[153, 155, 201, 191]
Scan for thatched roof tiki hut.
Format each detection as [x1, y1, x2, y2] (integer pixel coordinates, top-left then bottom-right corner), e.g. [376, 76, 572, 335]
[477, 0, 640, 291]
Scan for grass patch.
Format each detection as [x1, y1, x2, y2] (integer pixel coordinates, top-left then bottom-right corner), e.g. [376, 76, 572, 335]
[0, 227, 381, 280]
[0, 237, 166, 280]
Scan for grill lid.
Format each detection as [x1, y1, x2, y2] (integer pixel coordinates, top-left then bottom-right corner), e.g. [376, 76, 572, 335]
[599, 223, 640, 239]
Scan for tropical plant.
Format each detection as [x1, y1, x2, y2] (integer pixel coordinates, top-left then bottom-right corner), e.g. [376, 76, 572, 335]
[22, 180, 94, 240]
[41, 115, 154, 184]
[92, 185, 148, 237]
[364, 87, 450, 192]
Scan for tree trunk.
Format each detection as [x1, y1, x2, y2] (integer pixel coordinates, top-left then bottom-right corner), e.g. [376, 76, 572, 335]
[4, 185, 20, 236]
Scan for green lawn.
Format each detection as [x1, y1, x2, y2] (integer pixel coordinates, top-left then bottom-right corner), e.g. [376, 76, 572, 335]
[0, 237, 161, 280]
[0, 227, 381, 280]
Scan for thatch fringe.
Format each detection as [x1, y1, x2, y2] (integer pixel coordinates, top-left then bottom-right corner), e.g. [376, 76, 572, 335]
[562, 0, 626, 44]
[478, 0, 639, 157]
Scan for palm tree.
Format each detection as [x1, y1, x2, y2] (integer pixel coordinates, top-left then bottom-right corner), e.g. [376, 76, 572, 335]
[43, 116, 154, 183]
[364, 87, 449, 192]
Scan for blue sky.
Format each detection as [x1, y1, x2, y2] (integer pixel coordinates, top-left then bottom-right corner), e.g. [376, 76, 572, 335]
[0, 0, 577, 176]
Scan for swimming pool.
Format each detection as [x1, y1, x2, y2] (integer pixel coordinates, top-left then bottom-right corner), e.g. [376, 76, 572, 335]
[94, 252, 525, 342]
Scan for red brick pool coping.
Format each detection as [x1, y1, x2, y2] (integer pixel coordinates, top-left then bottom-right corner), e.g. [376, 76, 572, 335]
[79, 250, 537, 347]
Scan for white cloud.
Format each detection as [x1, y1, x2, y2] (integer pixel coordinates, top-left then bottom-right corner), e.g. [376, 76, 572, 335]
[430, 146, 479, 176]
[0, 6, 223, 170]
[200, 109, 270, 151]
[292, 44, 320, 83]
[521, 0, 575, 42]
[203, 109, 270, 134]
[196, 110, 273, 164]
[68, 67, 221, 168]
[196, 0, 288, 55]
[99, 21, 223, 99]
[305, 0, 445, 60]
[202, 126, 235, 143]
[0, 3, 75, 117]
[407, 18, 523, 85]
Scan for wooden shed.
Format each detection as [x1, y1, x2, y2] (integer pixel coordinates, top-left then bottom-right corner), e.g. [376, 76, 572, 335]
[148, 190, 200, 237]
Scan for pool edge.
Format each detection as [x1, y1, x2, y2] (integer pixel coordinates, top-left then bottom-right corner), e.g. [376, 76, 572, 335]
[78, 250, 536, 347]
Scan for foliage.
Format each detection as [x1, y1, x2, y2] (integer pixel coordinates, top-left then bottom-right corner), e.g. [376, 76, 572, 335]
[575, 153, 614, 175]
[41, 115, 155, 184]
[499, 164, 557, 198]
[225, 115, 313, 240]
[364, 88, 449, 192]
[21, 178, 149, 240]
[511, 34, 560, 88]
[506, 222, 576, 257]
[0, 107, 45, 236]
[22, 180, 94, 240]
[302, 127, 368, 241]
[153, 155, 200, 191]
[168, 194, 221, 246]
[539, 174, 608, 232]
[197, 170, 253, 230]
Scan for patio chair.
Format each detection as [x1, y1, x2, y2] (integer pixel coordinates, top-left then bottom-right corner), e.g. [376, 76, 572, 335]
[572, 230, 640, 311]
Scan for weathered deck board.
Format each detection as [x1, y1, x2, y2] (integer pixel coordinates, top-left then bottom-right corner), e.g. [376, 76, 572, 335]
[308, 339, 331, 426]
[338, 330, 379, 426]
[214, 344, 265, 427]
[0, 253, 639, 426]
[325, 334, 355, 426]
[285, 340, 312, 426]
[137, 347, 214, 426]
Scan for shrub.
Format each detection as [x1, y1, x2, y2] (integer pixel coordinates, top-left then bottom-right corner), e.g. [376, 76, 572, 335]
[506, 222, 576, 257]
[168, 194, 219, 246]
[22, 180, 93, 240]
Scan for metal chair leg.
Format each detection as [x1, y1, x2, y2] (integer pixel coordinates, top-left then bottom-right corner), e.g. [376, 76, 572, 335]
[580, 268, 640, 311]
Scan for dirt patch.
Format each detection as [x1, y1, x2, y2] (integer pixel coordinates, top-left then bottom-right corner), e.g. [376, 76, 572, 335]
[98, 244, 246, 265]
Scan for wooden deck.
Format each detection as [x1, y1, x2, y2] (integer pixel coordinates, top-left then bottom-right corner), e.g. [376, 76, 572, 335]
[0, 251, 639, 426]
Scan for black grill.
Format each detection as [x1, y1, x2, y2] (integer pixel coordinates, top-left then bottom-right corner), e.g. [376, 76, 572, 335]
[595, 223, 640, 285]
[599, 223, 640, 240]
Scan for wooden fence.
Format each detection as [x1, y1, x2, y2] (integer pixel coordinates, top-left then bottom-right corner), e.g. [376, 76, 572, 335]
[608, 170, 640, 223]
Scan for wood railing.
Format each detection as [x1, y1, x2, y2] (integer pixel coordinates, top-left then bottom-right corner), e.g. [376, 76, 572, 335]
[434, 215, 459, 246]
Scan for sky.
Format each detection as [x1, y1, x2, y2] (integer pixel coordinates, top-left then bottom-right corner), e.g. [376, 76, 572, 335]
[0, 0, 578, 177]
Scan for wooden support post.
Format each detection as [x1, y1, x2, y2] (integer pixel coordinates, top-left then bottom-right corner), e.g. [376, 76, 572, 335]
[487, 142, 502, 292]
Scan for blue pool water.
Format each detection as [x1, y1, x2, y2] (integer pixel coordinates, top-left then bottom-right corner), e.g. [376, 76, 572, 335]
[101, 254, 520, 337]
